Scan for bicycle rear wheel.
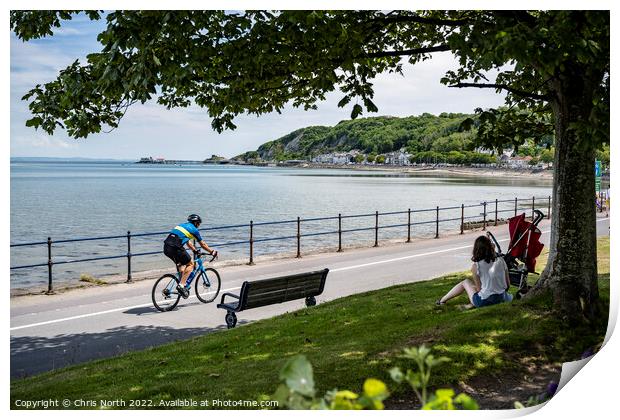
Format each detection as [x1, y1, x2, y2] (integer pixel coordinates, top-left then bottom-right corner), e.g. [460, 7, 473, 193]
[195, 268, 221, 303]
[152, 274, 181, 311]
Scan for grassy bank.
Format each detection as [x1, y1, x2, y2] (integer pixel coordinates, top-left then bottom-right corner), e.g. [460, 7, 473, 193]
[11, 237, 610, 409]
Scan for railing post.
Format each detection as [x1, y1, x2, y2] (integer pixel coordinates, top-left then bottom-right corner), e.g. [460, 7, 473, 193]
[435, 206, 439, 239]
[374, 211, 379, 247]
[482, 202, 487, 231]
[46, 237, 54, 294]
[126, 231, 132, 283]
[460, 204, 464, 234]
[514, 197, 518, 217]
[532, 196, 535, 220]
[296, 216, 301, 258]
[248, 220, 254, 265]
[338, 213, 342, 252]
[494, 199, 498, 226]
[407, 208, 411, 243]
[548, 195, 551, 219]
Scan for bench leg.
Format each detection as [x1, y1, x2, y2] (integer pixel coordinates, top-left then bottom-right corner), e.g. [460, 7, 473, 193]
[225, 311, 237, 329]
[305, 296, 316, 307]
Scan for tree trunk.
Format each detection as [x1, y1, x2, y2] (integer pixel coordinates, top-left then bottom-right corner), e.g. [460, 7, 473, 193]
[533, 72, 600, 323]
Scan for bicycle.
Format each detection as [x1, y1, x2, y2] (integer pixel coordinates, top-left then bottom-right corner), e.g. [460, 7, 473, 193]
[152, 251, 221, 312]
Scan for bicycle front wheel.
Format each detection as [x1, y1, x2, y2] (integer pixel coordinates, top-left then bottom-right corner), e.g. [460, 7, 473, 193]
[152, 274, 181, 311]
[195, 268, 221, 303]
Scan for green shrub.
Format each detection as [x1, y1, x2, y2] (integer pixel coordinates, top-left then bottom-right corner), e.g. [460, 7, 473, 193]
[274, 346, 477, 410]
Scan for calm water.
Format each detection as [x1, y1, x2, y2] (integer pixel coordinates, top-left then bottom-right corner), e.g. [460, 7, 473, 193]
[10, 161, 552, 288]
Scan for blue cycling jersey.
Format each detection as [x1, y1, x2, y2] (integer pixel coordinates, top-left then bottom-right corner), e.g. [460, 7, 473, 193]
[170, 222, 203, 245]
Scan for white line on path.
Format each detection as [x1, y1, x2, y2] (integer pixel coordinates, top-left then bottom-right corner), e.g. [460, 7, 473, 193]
[6, 237, 515, 331]
[9, 287, 242, 332]
[10, 219, 608, 332]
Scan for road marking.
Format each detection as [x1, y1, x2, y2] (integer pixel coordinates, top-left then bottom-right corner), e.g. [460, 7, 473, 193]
[10, 219, 608, 332]
[9, 238, 514, 331]
[330, 224, 567, 272]
[10, 286, 241, 331]
[331, 243, 484, 272]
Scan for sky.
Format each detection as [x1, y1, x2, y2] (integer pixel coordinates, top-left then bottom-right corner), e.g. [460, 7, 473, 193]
[10, 12, 509, 160]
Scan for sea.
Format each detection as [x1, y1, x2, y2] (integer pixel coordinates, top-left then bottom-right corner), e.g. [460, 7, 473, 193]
[10, 159, 553, 289]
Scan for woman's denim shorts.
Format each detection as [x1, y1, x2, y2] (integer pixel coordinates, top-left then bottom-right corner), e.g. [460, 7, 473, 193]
[472, 292, 505, 308]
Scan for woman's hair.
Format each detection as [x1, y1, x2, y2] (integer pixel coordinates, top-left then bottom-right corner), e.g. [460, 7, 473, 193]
[472, 235, 496, 263]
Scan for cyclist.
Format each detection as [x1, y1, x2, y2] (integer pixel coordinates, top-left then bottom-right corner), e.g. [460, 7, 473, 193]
[163, 214, 218, 298]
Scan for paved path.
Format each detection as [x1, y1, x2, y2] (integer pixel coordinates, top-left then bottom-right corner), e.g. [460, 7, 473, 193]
[10, 217, 610, 378]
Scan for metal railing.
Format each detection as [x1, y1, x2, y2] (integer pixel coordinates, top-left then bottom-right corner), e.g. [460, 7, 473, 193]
[10, 195, 552, 294]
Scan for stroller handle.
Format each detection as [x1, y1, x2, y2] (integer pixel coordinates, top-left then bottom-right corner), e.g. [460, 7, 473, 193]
[486, 231, 503, 255]
[533, 209, 545, 225]
[486, 209, 544, 256]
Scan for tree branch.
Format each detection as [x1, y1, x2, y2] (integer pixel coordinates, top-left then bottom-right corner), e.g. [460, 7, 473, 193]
[449, 82, 550, 100]
[360, 45, 451, 59]
[492, 11, 537, 26]
[379, 14, 471, 27]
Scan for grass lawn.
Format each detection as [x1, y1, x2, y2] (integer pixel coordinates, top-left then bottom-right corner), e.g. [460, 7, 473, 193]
[11, 236, 610, 409]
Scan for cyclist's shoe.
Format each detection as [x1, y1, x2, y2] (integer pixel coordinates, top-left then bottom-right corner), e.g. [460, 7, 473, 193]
[177, 284, 190, 299]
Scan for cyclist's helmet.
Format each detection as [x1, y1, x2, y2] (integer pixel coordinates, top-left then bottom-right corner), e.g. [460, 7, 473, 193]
[187, 214, 202, 226]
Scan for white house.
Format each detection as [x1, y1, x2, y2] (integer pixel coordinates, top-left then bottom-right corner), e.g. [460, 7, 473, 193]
[312, 154, 333, 164]
[474, 146, 495, 155]
[506, 156, 533, 168]
[384, 149, 411, 166]
[312, 152, 356, 164]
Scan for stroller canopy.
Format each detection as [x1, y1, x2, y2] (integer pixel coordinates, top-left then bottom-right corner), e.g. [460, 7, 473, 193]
[508, 213, 545, 273]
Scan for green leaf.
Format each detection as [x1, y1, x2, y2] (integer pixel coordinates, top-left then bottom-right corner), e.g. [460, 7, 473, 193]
[350, 104, 363, 119]
[337, 96, 351, 108]
[330, 389, 361, 410]
[272, 384, 291, 404]
[422, 389, 455, 410]
[388, 367, 404, 383]
[404, 370, 422, 388]
[363, 378, 387, 398]
[459, 117, 475, 131]
[363, 98, 378, 113]
[435, 389, 455, 399]
[334, 390, 358, 400]
[454, 393, 479, 410]
[279, 355, 315, 397]
[25, 117, 43, 128]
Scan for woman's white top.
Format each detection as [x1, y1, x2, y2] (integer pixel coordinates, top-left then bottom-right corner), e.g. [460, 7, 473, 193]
[475, 258, 508, 300]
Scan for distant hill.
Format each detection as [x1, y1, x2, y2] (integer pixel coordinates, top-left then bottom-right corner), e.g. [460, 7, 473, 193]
[235, 113, 478, 162]
[10, 157, 130, 163]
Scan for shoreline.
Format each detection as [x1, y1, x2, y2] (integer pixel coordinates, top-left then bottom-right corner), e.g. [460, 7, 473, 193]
[290, 163, 555, 179]
[11, 212, 610, 299]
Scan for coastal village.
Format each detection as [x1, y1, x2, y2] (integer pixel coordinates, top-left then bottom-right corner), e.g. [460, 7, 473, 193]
[137, 148, 553, 171]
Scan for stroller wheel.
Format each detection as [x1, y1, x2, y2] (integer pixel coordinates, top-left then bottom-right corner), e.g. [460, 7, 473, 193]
[516, 285, 531, 300]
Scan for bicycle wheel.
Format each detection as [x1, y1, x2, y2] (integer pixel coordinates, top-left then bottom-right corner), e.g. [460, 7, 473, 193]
[152, 274, 181, 311]
[195, 268, 221, 303]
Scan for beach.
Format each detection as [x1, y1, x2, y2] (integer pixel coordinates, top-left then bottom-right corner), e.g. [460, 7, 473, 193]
[295, 162, 554, 179]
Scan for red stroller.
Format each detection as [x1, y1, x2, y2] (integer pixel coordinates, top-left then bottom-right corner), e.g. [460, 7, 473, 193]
[487, 210, 545, 299]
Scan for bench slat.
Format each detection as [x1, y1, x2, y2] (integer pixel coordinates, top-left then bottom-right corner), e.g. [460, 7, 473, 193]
[218, 269, 329, 322]
[245, 272, 326, 292]
[246, 278, 323, 295]
[244, 284, 323, 309]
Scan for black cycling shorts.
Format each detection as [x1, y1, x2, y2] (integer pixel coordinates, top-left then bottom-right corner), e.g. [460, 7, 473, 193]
[163, 234, 191, 266]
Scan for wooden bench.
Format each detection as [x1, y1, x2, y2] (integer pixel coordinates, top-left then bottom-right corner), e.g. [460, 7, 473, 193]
[216, 268, 329, 328]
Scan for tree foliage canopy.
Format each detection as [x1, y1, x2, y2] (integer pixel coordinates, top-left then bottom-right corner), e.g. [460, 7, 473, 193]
[11, 9, 610, 321]
[11, 10, 609, 147]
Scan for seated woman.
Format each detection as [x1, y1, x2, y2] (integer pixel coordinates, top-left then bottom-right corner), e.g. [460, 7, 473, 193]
[436, 234, 512, 307]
